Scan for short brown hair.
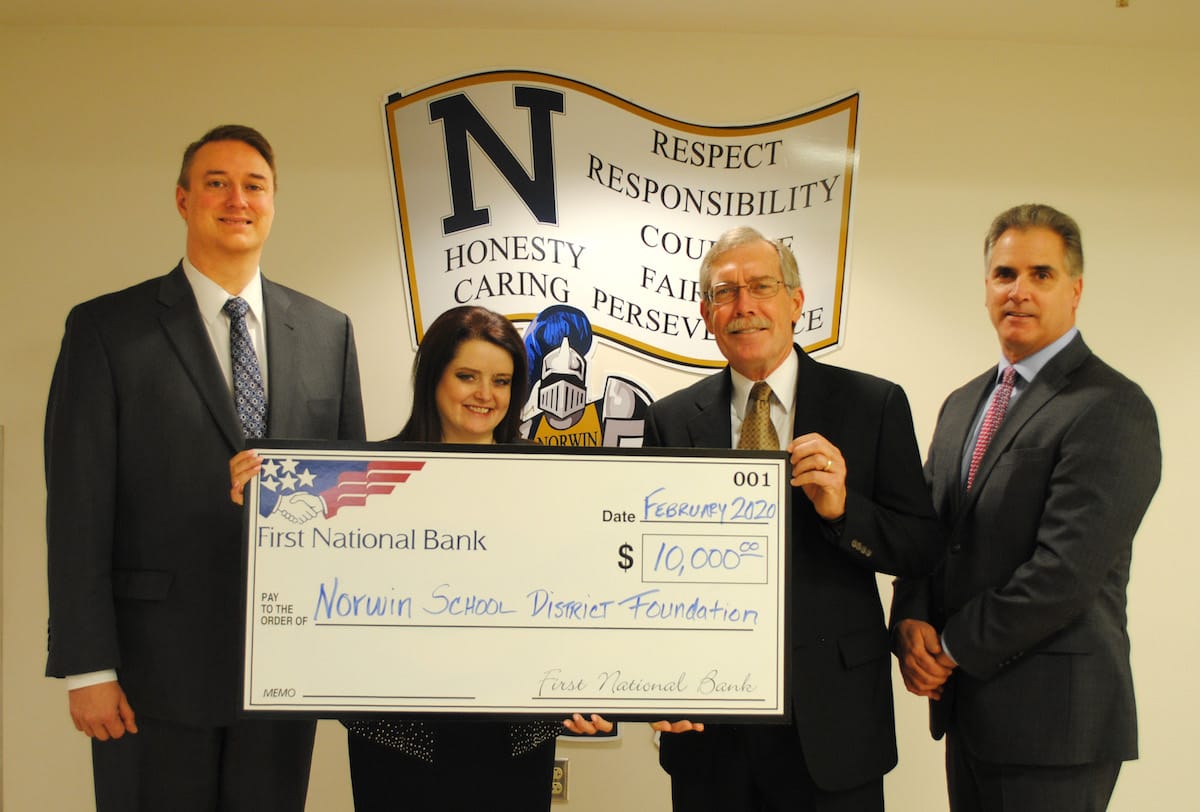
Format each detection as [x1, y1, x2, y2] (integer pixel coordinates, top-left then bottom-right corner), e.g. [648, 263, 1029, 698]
[985, 203, 1083, 277]
[177, 124, 276, 190]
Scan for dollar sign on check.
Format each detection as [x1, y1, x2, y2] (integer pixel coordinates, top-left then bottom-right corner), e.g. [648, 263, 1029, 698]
[617, 542, 634, 571]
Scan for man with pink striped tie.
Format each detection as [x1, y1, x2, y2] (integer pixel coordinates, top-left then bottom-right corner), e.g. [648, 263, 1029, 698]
[891, 204, 1161, 812]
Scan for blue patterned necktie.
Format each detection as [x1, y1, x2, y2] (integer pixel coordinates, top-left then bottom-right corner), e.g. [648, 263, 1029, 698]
[223, 297, 267, 439]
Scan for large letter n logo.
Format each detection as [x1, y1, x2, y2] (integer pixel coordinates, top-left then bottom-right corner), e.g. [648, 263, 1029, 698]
[430, 86, 564, 235]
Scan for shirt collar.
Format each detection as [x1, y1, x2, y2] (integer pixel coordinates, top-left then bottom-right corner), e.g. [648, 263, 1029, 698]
[181, 257, 265, 325]
[730, 348, 799, 418]
[999, 327, 1078, 385]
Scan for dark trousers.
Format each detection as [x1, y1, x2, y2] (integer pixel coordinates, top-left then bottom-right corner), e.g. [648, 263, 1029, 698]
[348, 724, 556, 812]
[946, 730, 1121, 812]
[663, 724, 884, 812]
[91, 715, 316, 812]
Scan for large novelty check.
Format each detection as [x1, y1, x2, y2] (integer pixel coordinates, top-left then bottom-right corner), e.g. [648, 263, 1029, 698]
[242, 443, 790, 720]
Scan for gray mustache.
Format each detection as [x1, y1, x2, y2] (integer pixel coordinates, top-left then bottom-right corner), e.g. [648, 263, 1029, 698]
[725, 317, 773, 333]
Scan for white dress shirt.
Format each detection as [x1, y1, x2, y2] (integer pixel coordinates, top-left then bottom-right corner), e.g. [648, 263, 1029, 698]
[728, 348, 799, 449]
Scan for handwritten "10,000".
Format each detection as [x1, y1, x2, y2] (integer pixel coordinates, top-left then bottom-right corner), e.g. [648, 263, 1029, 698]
[652, 539, 765, 578]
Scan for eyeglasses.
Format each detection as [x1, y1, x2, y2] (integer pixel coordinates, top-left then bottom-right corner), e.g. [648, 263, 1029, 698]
[705, 279, 788, 306]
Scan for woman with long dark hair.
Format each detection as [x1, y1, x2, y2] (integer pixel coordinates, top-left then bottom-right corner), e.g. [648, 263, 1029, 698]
[232, 305, 609, 810]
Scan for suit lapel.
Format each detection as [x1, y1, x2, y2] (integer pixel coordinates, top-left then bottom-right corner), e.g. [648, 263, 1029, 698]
[685, 370, 734, 448]
[966, 334, 1092, 497]
[791, 348, 824, 439]
[937, 370, 994, 513]
[262, 278, 301, 440]
[687, 345, 823, 448]
[157, 264, 243, 451]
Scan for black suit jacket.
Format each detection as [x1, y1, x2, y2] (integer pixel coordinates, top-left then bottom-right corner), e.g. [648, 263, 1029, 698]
[892, 334, 1161, 765]
[645, 346, 940, 792]
[45, 264, 366, 726]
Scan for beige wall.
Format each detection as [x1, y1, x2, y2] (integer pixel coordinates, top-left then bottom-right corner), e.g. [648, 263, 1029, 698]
[2, 24, 1195, 810]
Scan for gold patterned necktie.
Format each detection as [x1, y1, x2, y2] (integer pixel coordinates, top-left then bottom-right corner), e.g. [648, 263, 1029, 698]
[738, 381, 779, 450]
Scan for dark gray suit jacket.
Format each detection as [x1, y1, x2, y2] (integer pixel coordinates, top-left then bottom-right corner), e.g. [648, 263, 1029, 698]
[45, 263, 366, 726]
[645, 347, 941, 792]
[892, 334, 1160, 765]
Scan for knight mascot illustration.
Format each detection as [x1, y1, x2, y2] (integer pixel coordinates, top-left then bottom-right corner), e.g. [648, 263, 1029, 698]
[520, 305, 652, 447]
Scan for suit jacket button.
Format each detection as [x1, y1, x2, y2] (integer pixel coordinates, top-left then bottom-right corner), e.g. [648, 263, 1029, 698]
[950, 543, 962, 553]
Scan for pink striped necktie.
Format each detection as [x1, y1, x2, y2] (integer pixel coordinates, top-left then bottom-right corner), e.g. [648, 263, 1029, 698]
[966, 366, 1016, 490]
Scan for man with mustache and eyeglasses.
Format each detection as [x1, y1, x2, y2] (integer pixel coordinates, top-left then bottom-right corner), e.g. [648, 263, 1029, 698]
[643, 226, 941, 811]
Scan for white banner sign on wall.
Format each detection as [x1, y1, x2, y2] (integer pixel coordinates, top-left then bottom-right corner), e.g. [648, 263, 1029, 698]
[384, 71, 858, 370]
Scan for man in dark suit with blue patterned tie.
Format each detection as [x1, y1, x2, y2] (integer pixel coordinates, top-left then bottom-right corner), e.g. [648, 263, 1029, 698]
[891, 204, 1161, 811]
[45, 124, 366, 810]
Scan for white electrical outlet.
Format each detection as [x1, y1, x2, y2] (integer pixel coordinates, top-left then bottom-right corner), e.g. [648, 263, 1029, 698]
[551, 757, 569, 800]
